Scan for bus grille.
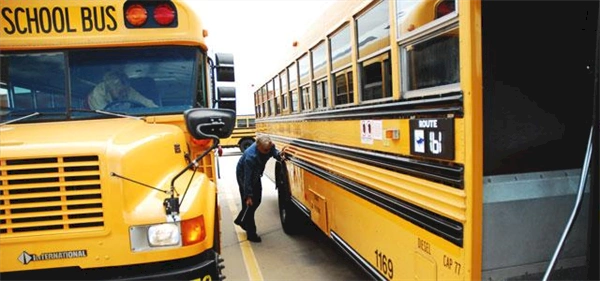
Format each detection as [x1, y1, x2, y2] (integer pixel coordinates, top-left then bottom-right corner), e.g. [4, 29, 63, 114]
[0, 156, 104, 237]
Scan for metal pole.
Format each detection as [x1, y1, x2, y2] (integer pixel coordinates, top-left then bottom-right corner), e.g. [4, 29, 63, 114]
[587, 3, 600, 279]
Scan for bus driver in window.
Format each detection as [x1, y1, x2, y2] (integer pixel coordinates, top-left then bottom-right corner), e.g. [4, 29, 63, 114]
[88, 70, 158, 110]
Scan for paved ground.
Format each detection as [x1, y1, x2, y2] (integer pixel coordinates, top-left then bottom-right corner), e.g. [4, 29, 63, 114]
[216, 149, 369, 281]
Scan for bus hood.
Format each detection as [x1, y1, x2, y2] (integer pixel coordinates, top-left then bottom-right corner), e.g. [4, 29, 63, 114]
[0, 118, 186, 158]
[0, 118, 193, 222]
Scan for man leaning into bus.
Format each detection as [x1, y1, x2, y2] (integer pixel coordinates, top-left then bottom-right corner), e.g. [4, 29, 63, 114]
[234, 135, 286, 242]
[88, 70, 158, 110]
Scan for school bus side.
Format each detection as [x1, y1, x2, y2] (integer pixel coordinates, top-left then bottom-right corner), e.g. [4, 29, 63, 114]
[255, 0, 598, 280]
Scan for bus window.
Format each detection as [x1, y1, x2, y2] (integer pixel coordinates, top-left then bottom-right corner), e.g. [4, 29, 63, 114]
[273, 77, 281, 115]
[330, 24, 351, 71]
[357, 0, 390, 59]
[311, 41, 327, 79]
[291, 89, 299, 113]
[288, 62, 299, 113]
[311, 41, 328, 109]
[237, 118, 248, 128]
[333, 69, 353, 106]
[314, 78, 328, 109]
[0, 47, 203, 123]
[360, 52, 392, 101]
[280, 70, 289, 112]
[0, 52, 67, 122]
[301, 85, 311, 111]
[299, 54, 312, 111]
[330, 24, 353, 106]
[357, 0, 392, 102]
[298, 54, 310, 85]
[288, 62, 298, 89]
[401, 27, 459, 98]
[256, 87, 261, 117]
[71, 47, 200, 114]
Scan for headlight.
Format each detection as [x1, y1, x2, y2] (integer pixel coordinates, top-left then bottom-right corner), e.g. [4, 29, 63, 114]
[129, 222, 182, 252]
[148, 223, 181, 246]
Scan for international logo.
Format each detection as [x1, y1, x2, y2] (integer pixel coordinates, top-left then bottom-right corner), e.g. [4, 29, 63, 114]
[18, 250, 88, 265]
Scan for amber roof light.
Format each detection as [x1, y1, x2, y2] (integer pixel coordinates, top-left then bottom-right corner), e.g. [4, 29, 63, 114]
[125, 4, 148, 27]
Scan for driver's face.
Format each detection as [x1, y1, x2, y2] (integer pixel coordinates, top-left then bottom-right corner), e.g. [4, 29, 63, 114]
[105, 78, 127, 98]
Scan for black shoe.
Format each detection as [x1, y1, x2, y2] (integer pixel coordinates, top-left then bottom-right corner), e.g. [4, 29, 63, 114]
[247, 233, 262, 243]
[234, 219, 247, 231]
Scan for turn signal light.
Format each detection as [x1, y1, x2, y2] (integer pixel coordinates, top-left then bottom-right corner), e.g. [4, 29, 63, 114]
[181, 215, 206, 246]
[190, 138, 213, 150]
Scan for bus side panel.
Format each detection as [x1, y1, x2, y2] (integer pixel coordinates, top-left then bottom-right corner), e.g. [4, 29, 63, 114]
[286, 161, 466, 281]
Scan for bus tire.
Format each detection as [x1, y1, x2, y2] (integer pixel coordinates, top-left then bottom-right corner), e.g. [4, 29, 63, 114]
[239, 138, 254, 153]
[275, 161, 302, 235]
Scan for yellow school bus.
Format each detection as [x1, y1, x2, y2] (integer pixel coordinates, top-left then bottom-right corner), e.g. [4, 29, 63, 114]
[254, 0, 599, 280]
[0, 1, 237, 279]
[219, 114, 256, 152]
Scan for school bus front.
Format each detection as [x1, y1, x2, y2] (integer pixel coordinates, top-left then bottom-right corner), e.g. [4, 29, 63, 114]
[0, 117, 224, 279]
[0, 0, 234, 279]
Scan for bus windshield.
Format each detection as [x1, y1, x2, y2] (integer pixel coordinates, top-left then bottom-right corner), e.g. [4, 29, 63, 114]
[0, 46, 206, 123]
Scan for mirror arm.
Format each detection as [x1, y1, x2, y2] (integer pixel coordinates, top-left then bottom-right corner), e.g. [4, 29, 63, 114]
[166, 132, 221, 218]
[170, 139, 220, 192]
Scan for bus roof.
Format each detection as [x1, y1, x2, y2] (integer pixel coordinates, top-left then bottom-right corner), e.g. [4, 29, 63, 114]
[264, 0, 371, 81]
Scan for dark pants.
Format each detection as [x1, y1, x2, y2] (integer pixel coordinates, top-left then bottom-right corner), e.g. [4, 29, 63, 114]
[235, 180, 262, 235]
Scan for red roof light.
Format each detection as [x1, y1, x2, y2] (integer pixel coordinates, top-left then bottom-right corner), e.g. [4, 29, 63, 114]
[154, 3, 175, 26]
[435, 0, 455, 19]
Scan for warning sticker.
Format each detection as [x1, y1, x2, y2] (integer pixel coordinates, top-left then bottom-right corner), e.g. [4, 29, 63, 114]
[361, 120, 383, 144]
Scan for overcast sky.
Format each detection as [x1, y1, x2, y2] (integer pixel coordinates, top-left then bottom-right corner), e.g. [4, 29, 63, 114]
[186, 0, 335, 114]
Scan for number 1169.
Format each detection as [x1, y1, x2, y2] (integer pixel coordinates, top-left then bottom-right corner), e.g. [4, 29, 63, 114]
[374, 249, 394, 279]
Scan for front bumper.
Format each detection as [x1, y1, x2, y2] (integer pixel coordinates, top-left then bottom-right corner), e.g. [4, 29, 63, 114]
[1, 249, 225, 281]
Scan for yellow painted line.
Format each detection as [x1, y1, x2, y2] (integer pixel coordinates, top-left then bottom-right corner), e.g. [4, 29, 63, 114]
[225, 184, 264, 281]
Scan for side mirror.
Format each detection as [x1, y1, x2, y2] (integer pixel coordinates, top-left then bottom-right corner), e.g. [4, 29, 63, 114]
[217, 86, 236, 112]
[184, 108, 236, 140]
[215, 53, 235, 82]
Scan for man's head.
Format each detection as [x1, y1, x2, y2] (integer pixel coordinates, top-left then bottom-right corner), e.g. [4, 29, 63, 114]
[256, 135, 273, 154]
[103, 71, 130, 98]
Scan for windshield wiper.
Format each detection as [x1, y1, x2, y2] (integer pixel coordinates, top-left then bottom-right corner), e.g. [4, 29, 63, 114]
[1, 111, 75, 126]
[0, 112, 41, 126]
[70, 108, 144, 120]
[1, 108, 145, 125]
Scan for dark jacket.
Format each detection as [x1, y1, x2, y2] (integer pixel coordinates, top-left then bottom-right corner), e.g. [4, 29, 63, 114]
[236, 142, 282, 198]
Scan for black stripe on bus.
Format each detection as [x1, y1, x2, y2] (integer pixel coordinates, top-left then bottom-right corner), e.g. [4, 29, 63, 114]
[272, 137, 464, 189]
[258, 92, 463, 123]
[291, 157, 464, 247]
